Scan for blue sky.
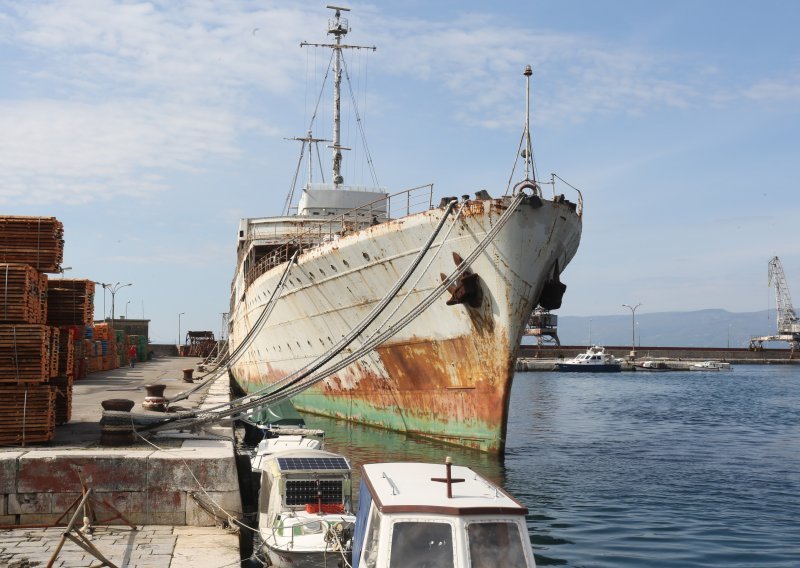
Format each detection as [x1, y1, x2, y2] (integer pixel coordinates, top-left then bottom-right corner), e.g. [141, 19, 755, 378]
[1, 0, 799, 343]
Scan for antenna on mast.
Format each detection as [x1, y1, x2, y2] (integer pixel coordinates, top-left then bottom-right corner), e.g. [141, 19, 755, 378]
[301, 5, 375, 188]
[522, 65, 535, 182]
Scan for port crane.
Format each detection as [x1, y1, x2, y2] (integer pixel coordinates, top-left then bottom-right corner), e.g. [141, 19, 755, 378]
[749, 256, 800, 354]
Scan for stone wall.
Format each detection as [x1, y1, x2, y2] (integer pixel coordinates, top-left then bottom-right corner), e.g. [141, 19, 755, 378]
[0, 377, 242, 527]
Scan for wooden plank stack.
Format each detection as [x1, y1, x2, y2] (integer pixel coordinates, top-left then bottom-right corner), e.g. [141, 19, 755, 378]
[1, 216, 67, 444]
[0, 264, 48, 324]
[0, 216, 64, 273]
[0, 324, 55, 383]
[46, 279, 95, 327]
[0, 384, 56, 444]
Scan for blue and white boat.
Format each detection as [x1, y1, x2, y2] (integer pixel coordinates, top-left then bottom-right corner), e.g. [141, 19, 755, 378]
[557, 345, 622, 372]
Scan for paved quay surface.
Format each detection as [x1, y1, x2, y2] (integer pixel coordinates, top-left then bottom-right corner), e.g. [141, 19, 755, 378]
[1, 356, 243, 566]
[0, 525, 239, 567]
[57, 356, 209, 446]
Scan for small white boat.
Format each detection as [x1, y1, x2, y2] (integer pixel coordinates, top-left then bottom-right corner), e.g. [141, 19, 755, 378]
[689, 361, 732, 371]
[351, 458, 536, 567]
[250, 428, 325, 472]
[257, 448, 356, 568]
[634, 360, 675, 371]
[557, 345, 622, 372]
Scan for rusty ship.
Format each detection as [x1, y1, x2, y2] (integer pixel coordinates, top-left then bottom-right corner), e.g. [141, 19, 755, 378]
[228, 6, 583, 454]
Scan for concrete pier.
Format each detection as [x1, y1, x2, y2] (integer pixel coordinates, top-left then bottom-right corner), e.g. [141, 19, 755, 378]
[0, 356, 242, 567]
[517, 345, 799, 371]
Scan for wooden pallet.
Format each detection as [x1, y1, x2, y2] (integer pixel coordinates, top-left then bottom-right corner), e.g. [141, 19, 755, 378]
[0, 216, 64, 273]
[0, 383, 55, 444]
[0, 264, 48, 324]
[0, 324, 53, 382]
[46, 279, 95, 326]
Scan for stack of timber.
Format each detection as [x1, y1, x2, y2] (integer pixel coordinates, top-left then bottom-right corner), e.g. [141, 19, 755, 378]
[0, 325, 58, 444]
[46, 279, 95, 327]
[0, 324, 57, 382]
[0, 216, 64, 273]
[0, 384, 55, 444]
[0, 264, 48, 324]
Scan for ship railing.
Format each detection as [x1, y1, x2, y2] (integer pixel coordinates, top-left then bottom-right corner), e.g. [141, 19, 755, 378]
[548, 173, 583, 217]
[242, 184, 434, 284]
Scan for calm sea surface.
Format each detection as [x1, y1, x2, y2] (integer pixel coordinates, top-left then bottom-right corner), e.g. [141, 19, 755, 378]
[303, 365, 800, 567]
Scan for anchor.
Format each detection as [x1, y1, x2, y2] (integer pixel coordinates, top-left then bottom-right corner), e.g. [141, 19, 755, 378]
[441, 252, 483, 308]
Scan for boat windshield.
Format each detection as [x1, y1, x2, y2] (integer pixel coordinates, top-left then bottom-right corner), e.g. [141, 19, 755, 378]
[389, 521, 454, 567]
[467, 521, 529, 567]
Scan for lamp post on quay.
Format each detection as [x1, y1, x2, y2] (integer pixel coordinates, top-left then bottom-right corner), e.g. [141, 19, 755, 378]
[94, 282, 110, 320]
[101, 282, 132, 331]
[622, 303, 643, 360]
[125, 300, 131, 319]
[178, 312, 185, 348]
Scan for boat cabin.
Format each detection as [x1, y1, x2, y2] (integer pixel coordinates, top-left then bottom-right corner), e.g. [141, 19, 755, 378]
[352, 461, 536, 568]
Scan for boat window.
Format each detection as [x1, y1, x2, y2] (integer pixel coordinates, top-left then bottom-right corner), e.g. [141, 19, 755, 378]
[389, 521, 454, 567]
[467, 521, 528, 568]
[362, 505, 382, 568]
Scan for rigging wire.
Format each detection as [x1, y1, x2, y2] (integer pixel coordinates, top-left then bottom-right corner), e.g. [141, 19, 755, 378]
[341, 55, 379, 187]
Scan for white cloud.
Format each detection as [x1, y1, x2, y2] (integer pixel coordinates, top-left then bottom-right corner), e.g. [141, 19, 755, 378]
[0, 99, 240, 204]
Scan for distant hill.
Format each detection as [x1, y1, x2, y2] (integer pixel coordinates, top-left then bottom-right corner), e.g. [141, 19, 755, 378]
[523, 309, 781, 348]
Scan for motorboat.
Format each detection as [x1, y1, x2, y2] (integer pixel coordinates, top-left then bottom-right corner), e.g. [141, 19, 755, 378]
[257, 448, 356, 567]
[351, 458, 536, 567]
[250, 428, 325, 472]
[634, 360, 675, 371]
[557, 345, 622, 372]
[689, 361, 732, 371]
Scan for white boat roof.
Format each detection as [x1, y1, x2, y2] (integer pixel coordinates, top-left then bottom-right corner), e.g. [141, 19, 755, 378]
[361, 462, 527, 516]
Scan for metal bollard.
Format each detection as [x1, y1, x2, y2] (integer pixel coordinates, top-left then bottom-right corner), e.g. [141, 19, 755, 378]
[142, 384, 167, 412]
[100, 399, 136, 446]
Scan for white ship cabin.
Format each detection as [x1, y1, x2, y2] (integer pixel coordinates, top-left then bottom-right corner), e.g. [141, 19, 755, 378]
[236, 182, 388, 290]
[352, 461, 536, 568]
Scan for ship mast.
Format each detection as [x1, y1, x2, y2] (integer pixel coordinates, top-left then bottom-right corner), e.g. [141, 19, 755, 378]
[301, 5, 376, 188]
[522, 65, 536, 182]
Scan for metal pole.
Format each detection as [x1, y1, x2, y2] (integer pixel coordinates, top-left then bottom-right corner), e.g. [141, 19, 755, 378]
[622, 303, 642, 359]
[178, 312, 185, 346]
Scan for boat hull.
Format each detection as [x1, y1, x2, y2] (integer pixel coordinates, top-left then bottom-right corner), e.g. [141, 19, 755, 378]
[557, 363, 621, 373]
[263, 545, 348, 568]
[230, 197, 582, 453]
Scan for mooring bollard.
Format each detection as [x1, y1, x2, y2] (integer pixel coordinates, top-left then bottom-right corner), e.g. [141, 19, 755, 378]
[142, 384, 167, 411]
[100, 399, 136, 446]
[182, 368, 194, 383]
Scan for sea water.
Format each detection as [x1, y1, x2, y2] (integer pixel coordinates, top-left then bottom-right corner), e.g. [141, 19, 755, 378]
[305, 365, 800, 567]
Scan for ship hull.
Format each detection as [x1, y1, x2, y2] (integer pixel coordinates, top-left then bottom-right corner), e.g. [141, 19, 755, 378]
[230, 197, 582, 453]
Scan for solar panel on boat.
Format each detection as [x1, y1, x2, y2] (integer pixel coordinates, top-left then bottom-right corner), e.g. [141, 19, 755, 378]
[277, 456, 350, 471]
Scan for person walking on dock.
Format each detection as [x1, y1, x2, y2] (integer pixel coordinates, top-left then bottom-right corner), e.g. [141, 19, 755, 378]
[128, 345, 137, 368]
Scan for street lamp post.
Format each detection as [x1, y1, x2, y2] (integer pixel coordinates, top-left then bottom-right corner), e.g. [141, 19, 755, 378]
[94, 282, 109, 320]
[98, 282, 133, 330]
[178, 312, 185, 347]
[622, 303, 643, 360]
[125, 300, 131, 319]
